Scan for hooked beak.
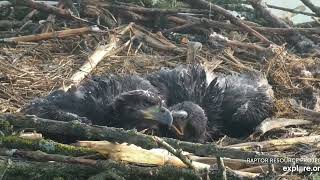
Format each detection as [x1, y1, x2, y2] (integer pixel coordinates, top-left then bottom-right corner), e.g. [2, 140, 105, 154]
[171, 124, 184, 136]
[170, 110, 188, 136]
[142, 106, 173, 126]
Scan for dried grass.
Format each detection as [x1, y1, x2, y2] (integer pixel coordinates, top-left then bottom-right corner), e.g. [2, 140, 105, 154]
[0, 33, 319, 123]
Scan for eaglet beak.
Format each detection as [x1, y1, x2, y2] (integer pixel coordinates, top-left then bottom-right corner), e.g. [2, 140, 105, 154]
[170, 110, 188, 136]
[142, 106, 173, 126]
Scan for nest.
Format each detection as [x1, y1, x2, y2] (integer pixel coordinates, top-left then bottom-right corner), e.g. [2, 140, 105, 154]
[1, 0, 320, 178]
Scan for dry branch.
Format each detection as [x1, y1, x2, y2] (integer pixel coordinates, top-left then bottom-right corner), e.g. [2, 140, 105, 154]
[253, 118, 312, 136]
[132, 25, 185, 54]
[162, 22, 201, 34]
[227, 135, 320, 151]
[10, 0, 72, 18]
[41, 0, 64, 33]
[266, 4, 318, 17]
[0, 20, 23, 29]
[102, 4, 213, 15]
[179, 15, 320, 35]
[0, 149, 202, 179]
[300, 0, 320, 16]
[183, 0, 272, 44]
[239, 164, 272, 173]
[1, 1, 320, 179]
[76, 140, 209, 170]
[186, 42, 202, 63]
[1, 113, 319, 167]
[209, 32, 272, 54]
[249, 0, 317, 53]
[0, 135, 95, 156]
[65, 24, 132, 89]
[216, 156, 227, 180]
[1, 26, 99, 42]
[153, 136, 197, 171]
[0, 155, 101, 179]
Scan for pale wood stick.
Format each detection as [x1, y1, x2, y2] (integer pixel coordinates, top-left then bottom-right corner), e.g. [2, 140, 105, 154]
[64, 24, 133, 90]
[227, 135, 320, 151]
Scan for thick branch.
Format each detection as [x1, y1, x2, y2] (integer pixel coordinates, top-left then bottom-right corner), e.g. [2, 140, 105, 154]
[9, 0, 71, 18]
[175, 15, 320, 36]
[0, 155, 100, 179]
[0, 136, 94, 156]
[0, 149, 202, 179]
[1, 26, 99, 42]
[102, 4, 212, 15]
[1, 113, 319, 167]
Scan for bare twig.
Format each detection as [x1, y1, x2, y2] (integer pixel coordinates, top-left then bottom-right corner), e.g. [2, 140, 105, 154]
[249, 0, 318, 54]
[162, 22, 201, 34]
[217, 157, 227, 180]
[153, 136, 196, 171]
[300, 0, 320, 16]
[183, 0, 272, 44]
[266, 4, 318, 17]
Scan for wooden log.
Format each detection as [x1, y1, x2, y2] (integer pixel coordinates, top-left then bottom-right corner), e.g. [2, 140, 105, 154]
[7, 147, 259, 179]
[0, 155, 100, 179]
[0, 149, 204, 179]
[2, 113, 319, 167]
[0, 136, 255, 173]
[76, 140, 209, 170]
[0, 135, 94, 156]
